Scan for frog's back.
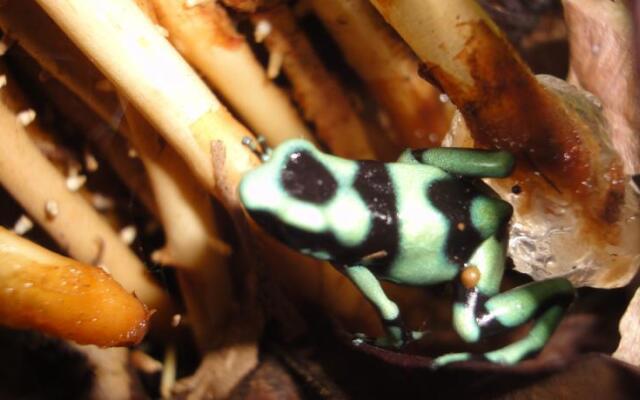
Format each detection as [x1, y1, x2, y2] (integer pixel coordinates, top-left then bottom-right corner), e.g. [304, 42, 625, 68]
[381, 162, 512, 285]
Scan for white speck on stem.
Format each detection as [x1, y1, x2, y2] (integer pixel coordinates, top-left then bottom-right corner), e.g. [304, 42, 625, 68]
[439, 93, 449, 103]
[119, 225, 137, 245]
[0, 75, 7, 90]
[254, 20, 272, 43]
[91, 193, 115, 211]
[17, 109, 36, 127]
[44, 200, 59, 219]
[66, 174, 87, 192]
[13, 215, 34, 235]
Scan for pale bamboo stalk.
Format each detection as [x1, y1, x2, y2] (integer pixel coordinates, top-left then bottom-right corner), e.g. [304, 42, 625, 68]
[34, 0, 260, 208]
[9, 52, 160, 217]
[253, 5, 377, 159]
[124, 106, 234, 351]
[0, 95, 171, 315]
[0, 1, 123, 131]
[309, 0, 452, 148]
[0, 4, 159, 213]
[150, 0, 314, 145]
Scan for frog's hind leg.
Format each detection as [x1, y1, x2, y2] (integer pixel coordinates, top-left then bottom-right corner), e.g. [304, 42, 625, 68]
[435, 277, 575, 367]
[343, 265, 420, 348]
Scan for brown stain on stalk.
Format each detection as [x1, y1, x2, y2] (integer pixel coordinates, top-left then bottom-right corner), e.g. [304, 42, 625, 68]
[420, 21, 625, 235]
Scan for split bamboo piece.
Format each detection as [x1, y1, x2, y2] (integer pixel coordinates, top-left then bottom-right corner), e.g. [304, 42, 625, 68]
[0, 1, 123, 132]
[150, 0, 314, 145]
[124, 101, 234, 352]
[0, 226, 150, 347]
[309, 0, 452, 148]
[33, 0, 260, 207]
[252, 4, 377, 160]
[0, 84, 171, 315]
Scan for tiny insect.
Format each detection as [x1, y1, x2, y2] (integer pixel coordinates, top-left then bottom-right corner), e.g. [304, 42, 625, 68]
[239, 138, 574, 366]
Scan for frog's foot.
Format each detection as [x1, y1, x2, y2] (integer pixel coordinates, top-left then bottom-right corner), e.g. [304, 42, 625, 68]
[432, 352, 473, 369]
[241, 135, 272, 162]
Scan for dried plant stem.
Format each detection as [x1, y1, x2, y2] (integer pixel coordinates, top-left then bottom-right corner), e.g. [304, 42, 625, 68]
[150, 0, 314, 145]
[309, 0, 452, 148]
[0, 95, 171, 315]
[124, 106, 234, 351]
[0, 3, 160, 214]
[253, 5, 377, 159]
[367, 0, 613, 195]
[564, 0, 640, 174]
[34, 0, 260, 208]
[0, 227, 151, 346]
[11, 56, 160, 217]
[0, 1, 123, 131]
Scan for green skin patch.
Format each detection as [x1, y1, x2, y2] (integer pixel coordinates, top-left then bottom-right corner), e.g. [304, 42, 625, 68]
[239, 139, 575, 367]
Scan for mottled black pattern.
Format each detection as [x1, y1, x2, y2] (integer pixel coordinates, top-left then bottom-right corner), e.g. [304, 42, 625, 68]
[250, 161, 398, 269]
[281, 150, 337, 204]
[351, 161, 399, 270]
[428, 179, 484, 266]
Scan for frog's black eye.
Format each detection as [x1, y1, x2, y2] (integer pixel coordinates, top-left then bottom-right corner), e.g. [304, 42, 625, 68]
[281, 150, 337, 203]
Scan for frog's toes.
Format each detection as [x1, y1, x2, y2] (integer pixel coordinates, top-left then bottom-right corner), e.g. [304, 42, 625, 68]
[410, 329, 427, 341]
[351, 332, 374, 347]
[432, 352, 472, 369]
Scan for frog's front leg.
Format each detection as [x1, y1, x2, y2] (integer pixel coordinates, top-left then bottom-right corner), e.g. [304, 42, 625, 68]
[342, 265, 416, 348]
[434, 236, 575, 367]
[398, 147, 514, 178]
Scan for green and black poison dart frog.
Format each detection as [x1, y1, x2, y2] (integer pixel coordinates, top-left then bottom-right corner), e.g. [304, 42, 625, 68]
[239, 138, 575, 366]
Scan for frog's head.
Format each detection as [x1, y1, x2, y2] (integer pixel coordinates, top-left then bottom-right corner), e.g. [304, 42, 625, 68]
[239, 139, 339, 257]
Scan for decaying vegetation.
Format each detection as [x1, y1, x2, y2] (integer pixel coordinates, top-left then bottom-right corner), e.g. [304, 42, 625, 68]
[0, 0, 638, 398]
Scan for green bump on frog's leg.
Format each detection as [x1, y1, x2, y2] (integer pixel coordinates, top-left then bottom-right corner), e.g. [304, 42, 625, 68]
[483, 278, 575, 328]
[398, 148, 515, 178]
[344, 265, 405, 347]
